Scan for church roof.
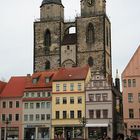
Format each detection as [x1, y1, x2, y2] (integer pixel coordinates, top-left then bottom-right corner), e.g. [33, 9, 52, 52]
[41, 0, 62, 7]
[62, 33, 77, 45]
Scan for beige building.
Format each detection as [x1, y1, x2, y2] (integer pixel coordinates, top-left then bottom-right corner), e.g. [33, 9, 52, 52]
[122, 46, 140, 138]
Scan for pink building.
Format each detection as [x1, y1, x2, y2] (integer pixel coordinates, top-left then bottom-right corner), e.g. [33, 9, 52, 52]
[122, 46, 140, 139]
[0, 77, 26, 140]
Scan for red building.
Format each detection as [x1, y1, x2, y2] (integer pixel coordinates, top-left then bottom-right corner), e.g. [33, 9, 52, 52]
[0, 77, 26, 140]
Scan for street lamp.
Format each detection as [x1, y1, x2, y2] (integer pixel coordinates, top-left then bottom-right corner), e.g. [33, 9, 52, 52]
[79, 116, 87, 140]
[4, 118, 10, 140]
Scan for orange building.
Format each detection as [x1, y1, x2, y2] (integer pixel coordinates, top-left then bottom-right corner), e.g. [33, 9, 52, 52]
[122, 46, 140, 139]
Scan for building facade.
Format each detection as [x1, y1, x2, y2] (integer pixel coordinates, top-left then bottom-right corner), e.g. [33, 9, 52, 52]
[51, 66, 91, 140]
[0, 77, 26, 140]
[34, 0, 112, 78]
[22, 71, 57, 140]
[122, 46, 140, 139]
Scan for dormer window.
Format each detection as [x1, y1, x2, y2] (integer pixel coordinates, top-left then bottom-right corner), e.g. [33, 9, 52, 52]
[45, 77, 50, 83]
[32, 78, 38, 84]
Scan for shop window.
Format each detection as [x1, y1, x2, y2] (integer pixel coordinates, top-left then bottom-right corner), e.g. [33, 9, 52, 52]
[38, 128, 49, 139]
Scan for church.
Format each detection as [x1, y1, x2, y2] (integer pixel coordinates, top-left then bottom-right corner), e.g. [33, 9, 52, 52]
[34, 0, 112, 79]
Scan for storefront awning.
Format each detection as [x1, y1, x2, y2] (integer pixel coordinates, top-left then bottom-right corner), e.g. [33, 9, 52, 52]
[86, 123, 108, 127]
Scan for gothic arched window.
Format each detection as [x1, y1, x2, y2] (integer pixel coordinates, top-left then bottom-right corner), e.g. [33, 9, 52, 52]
[44, 29, 51, 50]
[45, 60, 50, 70]
[88, 56, 94, 67]
[86, 23, 95, 43]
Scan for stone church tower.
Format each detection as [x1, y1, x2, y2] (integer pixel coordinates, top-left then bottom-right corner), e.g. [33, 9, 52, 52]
[34, 0, 112, 77]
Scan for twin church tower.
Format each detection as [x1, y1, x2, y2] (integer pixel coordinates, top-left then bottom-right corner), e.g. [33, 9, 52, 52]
[33, 0, 112, 78]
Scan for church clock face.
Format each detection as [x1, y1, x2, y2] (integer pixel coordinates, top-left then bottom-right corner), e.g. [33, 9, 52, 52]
[86, 0, 95, 7]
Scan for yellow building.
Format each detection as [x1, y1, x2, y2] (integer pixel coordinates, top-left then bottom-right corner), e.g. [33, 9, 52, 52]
[51, 66, 91, 139]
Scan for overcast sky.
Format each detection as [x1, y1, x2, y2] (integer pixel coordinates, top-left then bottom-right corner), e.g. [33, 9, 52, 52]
[0, 0, 140, 81]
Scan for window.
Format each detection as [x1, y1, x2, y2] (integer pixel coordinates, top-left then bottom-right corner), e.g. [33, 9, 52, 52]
[88, 57, 94, 67]
[32, 78, 38, 84]
[63, 111, 67, 119]
[63, 97, 67, 104]
[138, 93, 140, 102]
[96, 110, 101, 118]
[45, 77, 50, 83]
[78, 83, 82, 91]
[45, 61, 50, 70]
[102, 94, 108, 101]
[16, 101, 19, 108]
[9, 101, 13, 108]
[36, 114, 39, 121]
[30, 103, 34, 109]
[2, 102, 6, 108]
[48, 92, 51, 97]
[67, 45, 70, 50]
[15, 114, 19, 121]
[129, 109, 134, 118]
[9, 114, 12, 121]
[24, 103, 28, 109]
[89, 94, 94, 101]
[123, 79, 127, 87]
[56, 111, 60, 119]
[56, 97, 60, 104]
[128, 79, 131, 87]
[106, 26, 109, 46]
[96, 94, 101, 101]
[89, 110, 94, 119]
[25, 92, 29, 97]
[44, 29, 51, 48]
[41, 114, 45, 121]
[78, 97, 82, 104]
[36, 103, 40, 109]
[103, 110, 108, 118]
[29, 115, 34, 121]
[42, 92, 46, 97]
[132, 79, 136, 87]
[24, 115, 28, 121]
[70, 111, 74, 119]
[70, 83, 74, 91]
[37, 92, 41, 97]
[70, 97, 74, 104]
[128, 93, 133, 102]
[56, 84, 60, 92]
[63, 84, 67, 91]
[46, 114, 50, 120]
[77, 110, 82, 118]
[31, 92, 34, 97]
[41, 102, 45, 109]
[46, 102, 50, 108]
[2, 114, 5, 121]
[86, 23, 95, 43]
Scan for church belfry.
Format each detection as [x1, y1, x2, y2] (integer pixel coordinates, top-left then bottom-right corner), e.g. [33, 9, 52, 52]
[33, 0, 112, 78]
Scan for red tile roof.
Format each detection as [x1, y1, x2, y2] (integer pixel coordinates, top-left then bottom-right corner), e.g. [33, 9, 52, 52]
[0, 81, 7, 94]
[52, 65, 89, 81]
[0, 77, 26, 98]
[25, 69, 58, 89]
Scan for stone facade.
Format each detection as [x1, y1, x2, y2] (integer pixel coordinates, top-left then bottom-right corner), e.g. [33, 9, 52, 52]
[34, 0, 112, 78]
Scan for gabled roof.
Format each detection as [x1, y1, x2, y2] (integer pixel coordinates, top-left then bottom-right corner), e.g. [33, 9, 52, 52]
[122, 45, 140, 77]
[0, 81, 7, 94]
[52, 65, 89, 81]
[0, 77, 26, 98]
[62, 33, 77, 45]
[25, 70, 58, 90]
